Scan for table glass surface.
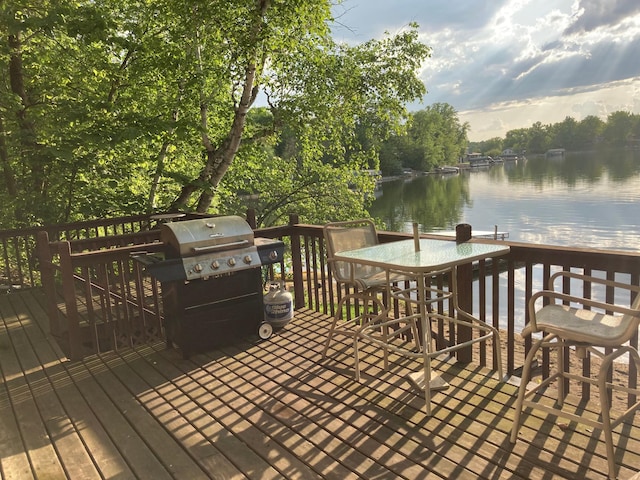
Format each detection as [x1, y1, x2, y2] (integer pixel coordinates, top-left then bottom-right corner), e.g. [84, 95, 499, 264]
[333, 239, 510, 273]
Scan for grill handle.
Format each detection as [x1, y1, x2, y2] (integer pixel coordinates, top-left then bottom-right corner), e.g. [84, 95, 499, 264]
[191, 239, 250, 253]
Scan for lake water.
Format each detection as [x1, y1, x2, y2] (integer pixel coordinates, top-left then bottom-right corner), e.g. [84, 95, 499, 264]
[370, 149, 640, 341]
[370, 148, 640, 252]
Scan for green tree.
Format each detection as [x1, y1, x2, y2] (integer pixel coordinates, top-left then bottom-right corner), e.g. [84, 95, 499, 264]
[380, 103, 467, 173]
[503, 128, 530, 153]
[574, 115, 605, 148]
[526, 122, 551, 154]
[1, 0, 192, 224]
[602, 111, 638, 147]
[551, 116, 579, 150]
[214, 26, 432, 225]
[469, 137, 503, 157]
[410, 104, 468, 170]
[379, 134, 420, 175]
[1, 2, 430, 226]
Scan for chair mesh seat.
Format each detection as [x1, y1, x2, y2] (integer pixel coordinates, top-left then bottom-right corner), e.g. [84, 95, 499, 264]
[524, 304, 628, 346]
[354, 269, 410, 291]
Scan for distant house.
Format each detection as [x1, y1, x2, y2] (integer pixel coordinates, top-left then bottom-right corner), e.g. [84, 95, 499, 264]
[465, 152, 492, 167]
[498, 148, 525, 161]
[546, 148, 565, 157]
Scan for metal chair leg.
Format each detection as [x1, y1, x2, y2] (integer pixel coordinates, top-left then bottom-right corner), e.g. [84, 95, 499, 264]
[510, 335, 545, 443]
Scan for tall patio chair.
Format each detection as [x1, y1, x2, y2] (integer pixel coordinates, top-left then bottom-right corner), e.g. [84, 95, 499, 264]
[510, 271, 640, 480]
[322, 219, 419, 370]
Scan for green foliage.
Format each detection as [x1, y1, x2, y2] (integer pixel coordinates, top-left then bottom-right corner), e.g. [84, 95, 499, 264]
[220, 150, 371, 227]
[0, 1, 431, 227]
[468, 137, 503, 157]
[379, 103, 468, 173]
[499, 112, 635, 154]
[603, 111, 637, 147]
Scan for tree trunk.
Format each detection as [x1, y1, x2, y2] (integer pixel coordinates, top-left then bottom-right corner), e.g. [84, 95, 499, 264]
[173, 0, 269, 213]
[9, 32, 45, 195]
[0, 117, 17, 196]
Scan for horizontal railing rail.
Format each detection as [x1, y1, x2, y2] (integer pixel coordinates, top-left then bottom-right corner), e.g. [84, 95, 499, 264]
[1, 212, 215, 288]
[1, 214, 158, 288]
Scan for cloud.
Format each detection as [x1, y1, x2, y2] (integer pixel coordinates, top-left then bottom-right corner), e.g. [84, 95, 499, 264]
[331, 0, 640, 139]
[424, 1, 640, 113]
[459, 77, 640, 140]
[565, 0, 640, 34]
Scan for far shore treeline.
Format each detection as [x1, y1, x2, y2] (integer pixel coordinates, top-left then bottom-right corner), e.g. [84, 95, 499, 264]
[2, 2, 639, 230]
[466, 112, 640, 162]
[379, 110, 640, 177]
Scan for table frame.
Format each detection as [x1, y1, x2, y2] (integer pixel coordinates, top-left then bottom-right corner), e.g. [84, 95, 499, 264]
[333, 238, 510, 414]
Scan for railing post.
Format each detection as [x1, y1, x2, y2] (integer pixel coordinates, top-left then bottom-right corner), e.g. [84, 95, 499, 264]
[456, 223, 473, 363]
[58, 241, 83, 360]
[35, 231, 61, 336]
[289, 214, 305, 309]
[246, 208, 257, 229]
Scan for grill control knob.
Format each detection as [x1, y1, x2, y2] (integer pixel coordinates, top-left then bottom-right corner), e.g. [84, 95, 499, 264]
[269, 250, 279, 261]
[227, 258, 236, 267]
[193, 263, 203, 273]
[211, 260, 220, 270]
[243, 255, 253, 264]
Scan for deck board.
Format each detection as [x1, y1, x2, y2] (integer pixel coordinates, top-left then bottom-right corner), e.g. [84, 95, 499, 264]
[1, 289, 639, 480]
[3, 286, 139, 479]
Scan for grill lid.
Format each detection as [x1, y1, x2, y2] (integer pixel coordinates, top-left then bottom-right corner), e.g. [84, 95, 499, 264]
[161, 215, 254, 258]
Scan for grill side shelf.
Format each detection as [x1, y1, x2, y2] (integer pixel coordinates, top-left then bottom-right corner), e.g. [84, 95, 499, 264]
[132, 254, 187, 282]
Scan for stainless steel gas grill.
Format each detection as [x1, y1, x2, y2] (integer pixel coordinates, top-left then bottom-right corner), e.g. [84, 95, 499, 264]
[134, 215, 284, 358]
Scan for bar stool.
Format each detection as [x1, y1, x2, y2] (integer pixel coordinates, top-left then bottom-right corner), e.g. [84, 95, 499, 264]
[510, 271, 640, 480]
[322, 219, 419, 371]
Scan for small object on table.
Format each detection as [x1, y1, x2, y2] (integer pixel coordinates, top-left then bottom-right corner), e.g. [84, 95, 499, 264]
[455, 223, 472, 244]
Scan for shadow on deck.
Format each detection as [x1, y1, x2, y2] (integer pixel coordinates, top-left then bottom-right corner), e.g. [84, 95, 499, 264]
[0, 289, 638, 479]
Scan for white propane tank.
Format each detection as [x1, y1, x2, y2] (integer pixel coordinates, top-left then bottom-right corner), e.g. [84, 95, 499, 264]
[263, 281, 293, 329]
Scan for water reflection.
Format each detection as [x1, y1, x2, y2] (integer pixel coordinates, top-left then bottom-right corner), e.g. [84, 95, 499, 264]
[370, 174, 471, 233]
[503, 150, 640, 186]
[370, 148, 640, 251]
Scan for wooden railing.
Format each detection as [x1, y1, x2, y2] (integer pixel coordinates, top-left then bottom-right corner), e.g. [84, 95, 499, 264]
[0, 214, 157, 289]
[18, 212, 640, 408]
[34, 212, 289, 360]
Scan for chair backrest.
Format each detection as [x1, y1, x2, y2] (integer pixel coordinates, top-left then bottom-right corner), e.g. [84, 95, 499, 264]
[323, 219, 380, 285]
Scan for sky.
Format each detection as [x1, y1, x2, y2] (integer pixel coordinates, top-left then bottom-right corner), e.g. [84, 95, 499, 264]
[331, 0, 640, 141]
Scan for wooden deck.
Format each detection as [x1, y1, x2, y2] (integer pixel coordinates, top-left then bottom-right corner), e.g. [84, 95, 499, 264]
[1, 289, 639, 480]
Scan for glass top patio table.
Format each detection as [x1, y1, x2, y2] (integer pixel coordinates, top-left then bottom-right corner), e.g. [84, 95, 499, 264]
[332, 238, 510, 273]
[333, 237, 510, 415]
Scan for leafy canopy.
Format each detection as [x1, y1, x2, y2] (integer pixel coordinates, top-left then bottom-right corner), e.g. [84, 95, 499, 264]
[1, 1, 430, 226]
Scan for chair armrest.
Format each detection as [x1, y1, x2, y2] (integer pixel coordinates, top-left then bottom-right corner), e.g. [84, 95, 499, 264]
[548, 271, 640, 294]
[526, 288, 640, 335]
[531, 289, 640, 315]
[326, 257, 356, 285]
[327, 256, 385, 288]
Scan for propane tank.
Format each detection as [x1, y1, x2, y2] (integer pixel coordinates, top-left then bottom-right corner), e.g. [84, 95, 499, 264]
[263, 281, 293, 329]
